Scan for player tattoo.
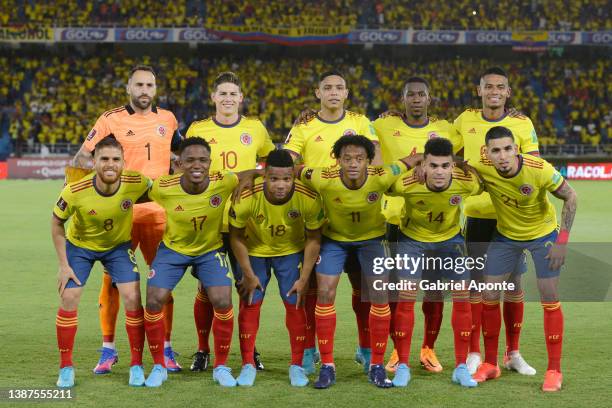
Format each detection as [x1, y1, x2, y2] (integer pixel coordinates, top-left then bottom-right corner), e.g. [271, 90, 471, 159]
[552, 182, 577, 232]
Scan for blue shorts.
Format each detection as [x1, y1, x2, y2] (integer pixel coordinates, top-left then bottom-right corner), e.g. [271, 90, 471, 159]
[396, 233, 471, 280]
[316, 236, 389, 277]
[149, 243, 232, 290]
[234, 252, 303, 304]
[66, 240, 139, 289]
[485, 229, 560, 279]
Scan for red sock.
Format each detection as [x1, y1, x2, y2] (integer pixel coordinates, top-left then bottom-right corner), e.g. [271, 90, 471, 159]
[369, 303, 391, 365]
[194, 289, 214, 353]
[352, 290, 371, 349]
[56, 308, 78, 368]
[422, 300, 444, 349]
[284, 301, 307, 366]
[125, 308, 145, 366]
[503, 290, 524, 353]
[390, 296, 415, 365]
[451, 292, 472, 366]
[163, 294, 174, 342]
[469, 294, 482, 353]
[481, 300, 501, 366]
[238, 300, 262, 366]
[212, 306, 234, 367]
[304, 290, 317, 350]
[144, 309, 165, 367]
[542, 302, 563, 372]
[315, 303, 336, 365]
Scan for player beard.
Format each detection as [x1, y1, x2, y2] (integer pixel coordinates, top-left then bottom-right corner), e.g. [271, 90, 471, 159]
[131, 95, 152, 110]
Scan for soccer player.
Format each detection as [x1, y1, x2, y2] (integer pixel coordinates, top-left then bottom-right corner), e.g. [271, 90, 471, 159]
[229, 149, 324, 387]
[71, 65, 183, 373]
[454, 67, 539, 374]
[285, 70, 381, 374]
[186, 71, 275, 372]
[298, 134, 418, 389]
[52, 136, 150, 388]
[143, 137, 249, 388]
[374, 77, 462, 373]
[386, 137, 483, 387]
[472, 126, 576, 392]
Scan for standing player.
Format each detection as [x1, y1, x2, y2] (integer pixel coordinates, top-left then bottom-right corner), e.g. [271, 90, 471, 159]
[473, 126, 576, 392]
[52, 136, 149, 388]
[386, 137, 483, 387]
[374, 77, 462, 374]
[285, 70, 381, 373]
[298, 135, 418, 388]
[229, 149, 323, 387]
[143, 137, 247, 388]
[454, 67, 539, 374]
[186, 72, 275, 372]
[71, 65, 183, 373]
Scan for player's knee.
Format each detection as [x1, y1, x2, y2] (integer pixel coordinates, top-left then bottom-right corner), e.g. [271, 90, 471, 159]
[121, 290, 142, 310]
[60, 290, 81, 310]
[317, 286, 336, 303]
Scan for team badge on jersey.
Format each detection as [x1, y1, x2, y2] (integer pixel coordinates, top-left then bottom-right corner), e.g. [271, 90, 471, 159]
[120, 199, 133, 211]
[240, 133, 252, 146]
[367, 192, 380, 204]
[449, 195, 462, 206]
[148, 269, 156, 279]
[428, 131, 439, 139]
[288, 209, 300, 219]
[343, 129, 356, 136]
[156, 125, 166, 137]
[519, 184, 533, 196]
[210, 194, 222, 208]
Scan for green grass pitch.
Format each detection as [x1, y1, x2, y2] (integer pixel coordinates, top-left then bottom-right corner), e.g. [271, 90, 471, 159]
[0, 179, 610, 407]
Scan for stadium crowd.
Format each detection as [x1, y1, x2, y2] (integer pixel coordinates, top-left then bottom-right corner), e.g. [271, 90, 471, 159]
[1, 53, 609, 152]
[0, 0, 609, 30]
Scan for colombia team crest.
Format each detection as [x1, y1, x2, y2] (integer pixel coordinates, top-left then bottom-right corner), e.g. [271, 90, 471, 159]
[120, 199, 133, 211]
[156, 125, 166, 137]
[342, 129, 356, 136]
[367, 192, 380, 204]
[519, 184, 533, 196]
[209, 194, 222, 208]
[428, 131, 439, 139]
[449, 195, 462, 205]
[240, 133, 252, 145]
[148, 269, 156, 279]
[287, 209, 300, 219]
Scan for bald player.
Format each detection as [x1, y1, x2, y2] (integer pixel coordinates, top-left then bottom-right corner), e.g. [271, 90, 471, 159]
[71, 64, 183, 374]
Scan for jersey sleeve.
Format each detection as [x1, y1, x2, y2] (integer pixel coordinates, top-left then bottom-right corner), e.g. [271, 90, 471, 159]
[451, 115, 465, 152]
[444, 121, 463, 154]
[256, 122, 276, 158]
[298, 167, 322, 192]
[147, 180, 161, 203]
[228, 196, 250, 229]
[284, 125, 305, 157]
[359, 116, 379, 142]
[53, 185, 74, 220]
[304, 196, 325, 230]
[224, 171, 240, 190]
[541, 161, 565, 193]
[517, 118, 539, 155]
[381, 161, 409, 189]
[83, 114, 112, 152]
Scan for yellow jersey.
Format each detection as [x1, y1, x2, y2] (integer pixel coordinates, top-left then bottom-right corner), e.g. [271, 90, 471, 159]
[148, 171, 239, 256]
[53, 171, 150, 251]
[388, 168, 483, 242]
[284, 110, 378, 167]
[474, 155, 564, 241]
[229, 180, 325, 257]
[186, 115, 275, 231]
[299, 161, 408, 242]
[453, 109, 539, 219]
[374, 115, 462, 225]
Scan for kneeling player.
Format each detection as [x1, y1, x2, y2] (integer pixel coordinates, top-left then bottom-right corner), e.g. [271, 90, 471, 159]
[473, 126, 577, 392]
[229, 149, 324, 386]
[298, 135, 418, 388]
[387, 137, 483, 387]
[52, 136, 149, 388]
[143, 137, 240, 388]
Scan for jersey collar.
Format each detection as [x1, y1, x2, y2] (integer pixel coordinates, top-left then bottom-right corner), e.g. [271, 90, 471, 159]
[481, 110, 508, 122]
[125, 104, 158, 114]
[92, 175, 121, 197]
[213, 116, 242, 128]
[316, 110, 346, 124]
[402, 117, 430, 128]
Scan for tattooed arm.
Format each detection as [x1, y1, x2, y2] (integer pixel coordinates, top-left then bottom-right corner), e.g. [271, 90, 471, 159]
[546, 181, 578, 270]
